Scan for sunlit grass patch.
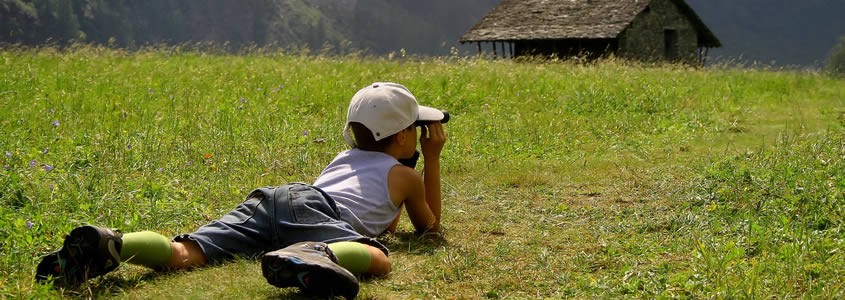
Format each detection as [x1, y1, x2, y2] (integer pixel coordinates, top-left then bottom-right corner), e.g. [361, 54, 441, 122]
[684, 132, 845, 298]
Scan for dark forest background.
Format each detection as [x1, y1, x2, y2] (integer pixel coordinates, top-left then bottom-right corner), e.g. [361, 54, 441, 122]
[1, 0, 843, 68]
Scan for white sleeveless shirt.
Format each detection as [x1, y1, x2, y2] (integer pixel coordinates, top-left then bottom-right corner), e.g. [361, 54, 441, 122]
[313, 148, 402, 237]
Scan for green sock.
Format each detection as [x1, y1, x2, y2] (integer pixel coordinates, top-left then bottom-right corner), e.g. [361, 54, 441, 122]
[328, 241, 372, 274]
[120, 231, 173, 268]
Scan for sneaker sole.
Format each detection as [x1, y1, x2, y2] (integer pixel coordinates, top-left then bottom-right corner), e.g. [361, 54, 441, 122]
[35, 226, 121, 286]
[70, 225, 122, 270]
[261, 254, 358, 299]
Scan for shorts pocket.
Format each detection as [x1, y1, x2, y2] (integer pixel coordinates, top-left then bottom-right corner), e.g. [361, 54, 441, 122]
[289, 187, 334, 224]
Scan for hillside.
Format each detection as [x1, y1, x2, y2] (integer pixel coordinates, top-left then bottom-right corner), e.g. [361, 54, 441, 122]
[1, 0, 842, 66]
[301, 0, 501, 55]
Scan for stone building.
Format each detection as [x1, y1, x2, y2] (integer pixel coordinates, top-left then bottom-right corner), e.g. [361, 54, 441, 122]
[460, 0, 721, 64]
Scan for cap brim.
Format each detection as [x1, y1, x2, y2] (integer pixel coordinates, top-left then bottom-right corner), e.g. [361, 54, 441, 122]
[417, 105, 444, 122]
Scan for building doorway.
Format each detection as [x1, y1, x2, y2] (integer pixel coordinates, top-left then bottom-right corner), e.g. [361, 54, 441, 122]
[664, 29, 679, 61]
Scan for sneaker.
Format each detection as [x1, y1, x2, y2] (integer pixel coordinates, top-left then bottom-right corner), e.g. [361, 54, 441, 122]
[262, 242, 359, 299]
[35, 225, 123, 286]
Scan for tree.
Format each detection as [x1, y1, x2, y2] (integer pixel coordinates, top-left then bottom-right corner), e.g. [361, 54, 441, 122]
[31, 0, 81, 43]
[826, 36, 845, 77]
[75, 0, 133, 46]
[125, 1, 190, 46]
[0, 0, 39, 43]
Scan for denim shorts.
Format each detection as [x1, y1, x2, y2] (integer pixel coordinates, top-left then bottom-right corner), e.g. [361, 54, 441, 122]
[174, 183, 387, 263]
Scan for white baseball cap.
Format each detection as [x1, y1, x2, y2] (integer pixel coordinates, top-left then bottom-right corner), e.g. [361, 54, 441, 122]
[343, 82, 445, 147]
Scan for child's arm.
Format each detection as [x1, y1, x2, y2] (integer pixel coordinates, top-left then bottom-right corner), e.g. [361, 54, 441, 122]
[387, 123, 447, 234]
[419, 123, 446, 230]
[389, 166, 436, 232]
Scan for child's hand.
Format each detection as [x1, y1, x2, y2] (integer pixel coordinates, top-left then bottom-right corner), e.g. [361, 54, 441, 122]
[420, 123, 446, 159]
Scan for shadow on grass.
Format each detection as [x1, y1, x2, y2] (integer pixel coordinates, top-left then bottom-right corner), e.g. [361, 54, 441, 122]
[44, 269, 324, 299]
[39, 271, 163, 299]
[37, 235, 445, 299]
[378, 231, 448, 256]
[264, 289, 326, 300]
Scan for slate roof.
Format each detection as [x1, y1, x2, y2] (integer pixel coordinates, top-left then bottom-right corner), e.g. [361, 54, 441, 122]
[460, 0, 721, 48]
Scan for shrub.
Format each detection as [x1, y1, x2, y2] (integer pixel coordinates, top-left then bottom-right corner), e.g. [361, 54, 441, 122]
[826, 36, 845, 77]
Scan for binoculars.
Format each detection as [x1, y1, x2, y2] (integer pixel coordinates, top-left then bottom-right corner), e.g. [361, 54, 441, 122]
[401, 111, 449, 169]
[414, 111, 450, 127]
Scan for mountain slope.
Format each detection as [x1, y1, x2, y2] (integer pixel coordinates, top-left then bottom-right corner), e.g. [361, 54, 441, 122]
[2, 0, 841, 66]
[686, 0, 845, 67]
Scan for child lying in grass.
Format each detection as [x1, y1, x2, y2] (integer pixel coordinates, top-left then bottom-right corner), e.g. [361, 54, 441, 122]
[36, 82, 448, 299]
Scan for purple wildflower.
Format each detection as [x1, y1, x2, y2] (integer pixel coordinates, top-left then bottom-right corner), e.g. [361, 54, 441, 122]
[49, 184, 54, 190]
[4, 151, 10, 158]
[240, 97, 247, 103]
[127, 143, 132, 150]
[302, 130, 309, 136]
[29, 160, 36, 168]
[3, 165, 8, 171]
[49, 108, 55, 113]
[157, 167, 164, 172]
[42, 147, 49, 155]
[44, 165, 53, 172]
[53, 120, 60, 127]
[26, 220, 34, 229]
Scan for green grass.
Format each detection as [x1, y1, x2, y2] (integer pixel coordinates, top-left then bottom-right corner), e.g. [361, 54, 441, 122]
[1, 46, 844, 298]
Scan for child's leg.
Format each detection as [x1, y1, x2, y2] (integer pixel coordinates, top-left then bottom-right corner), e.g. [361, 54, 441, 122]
[119, 231, 171, 268]
[120, 231, 207, 270]
[166, 240, 207, 269]
[37, 227, 211, 285]
[328, 241, 391, 276]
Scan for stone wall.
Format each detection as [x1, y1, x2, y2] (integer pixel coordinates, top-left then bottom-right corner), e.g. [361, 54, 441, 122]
[618, 0, 700, 64]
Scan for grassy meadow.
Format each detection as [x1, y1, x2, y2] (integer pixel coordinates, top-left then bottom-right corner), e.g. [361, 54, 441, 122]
[1, 46, 844, 299]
